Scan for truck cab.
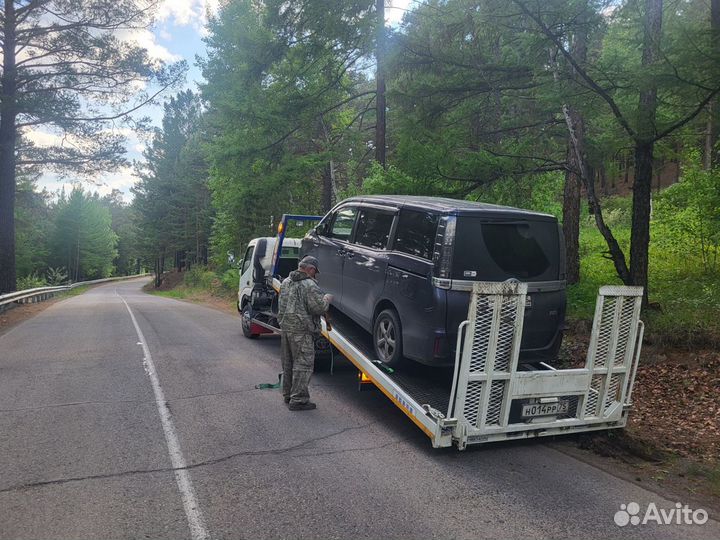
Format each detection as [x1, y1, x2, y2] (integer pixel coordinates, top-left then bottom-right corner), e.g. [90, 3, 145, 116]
[237, 236, 302, 337]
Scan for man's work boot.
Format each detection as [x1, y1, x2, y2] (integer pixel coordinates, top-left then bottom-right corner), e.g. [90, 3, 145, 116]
[288, 401, 317, 411]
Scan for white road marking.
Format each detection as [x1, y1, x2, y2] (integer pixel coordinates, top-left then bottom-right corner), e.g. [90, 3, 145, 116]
[118, 291, 211, 540]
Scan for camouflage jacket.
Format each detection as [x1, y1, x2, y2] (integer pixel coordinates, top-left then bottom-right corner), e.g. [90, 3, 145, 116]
[278, 270, 330, 334]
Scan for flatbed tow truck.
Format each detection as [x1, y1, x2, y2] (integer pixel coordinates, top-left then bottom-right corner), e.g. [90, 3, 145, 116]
[242, 214, 645, 450]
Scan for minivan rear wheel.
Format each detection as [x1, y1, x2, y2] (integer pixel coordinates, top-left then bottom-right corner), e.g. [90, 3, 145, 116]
[373, 309, 404, 367]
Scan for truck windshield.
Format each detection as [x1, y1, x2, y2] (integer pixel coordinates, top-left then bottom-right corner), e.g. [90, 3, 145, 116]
[452, 218, 560, 281]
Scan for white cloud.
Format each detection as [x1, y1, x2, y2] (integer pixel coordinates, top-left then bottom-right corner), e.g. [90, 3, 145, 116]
[156, 0, 220, 32]
[96, 166, 139, 198]
[116, 27, 181, 63]
[159, 27, 173, 41]
[23, 128, 87, 149]
[37, 166, 139, 202]
[24, 129, 63, 147]
[386, 0, 412, 25]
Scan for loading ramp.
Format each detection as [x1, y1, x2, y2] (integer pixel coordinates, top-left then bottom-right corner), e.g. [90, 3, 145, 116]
[321, 281, 644, 450]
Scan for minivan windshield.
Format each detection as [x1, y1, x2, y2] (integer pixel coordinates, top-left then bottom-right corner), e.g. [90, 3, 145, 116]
[452, 218, 560, 281]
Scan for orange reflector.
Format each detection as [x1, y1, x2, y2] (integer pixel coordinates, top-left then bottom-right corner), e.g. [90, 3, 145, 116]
[359, 371, 372, 383]
[277, 222, 284, 234]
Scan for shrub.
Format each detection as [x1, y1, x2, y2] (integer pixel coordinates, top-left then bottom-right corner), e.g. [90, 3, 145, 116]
[17, 273, 47, 290]
[46, 266, 68, 285]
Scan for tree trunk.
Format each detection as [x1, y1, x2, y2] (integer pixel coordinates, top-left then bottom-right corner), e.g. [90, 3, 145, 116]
[564, 105, 631, 284]
[375, 0, 386, 168]
[563, 145, 581, 284]
[630, 0, 662, 302]
[154, 258, 161, 287]
[706, 0, 720, 168]
[322, 162, 333, 212]
[630, 141, 654, 291]
[320, 117, 337, 211]
[0, 0, 18, 293]
[561, 12, 587, 285]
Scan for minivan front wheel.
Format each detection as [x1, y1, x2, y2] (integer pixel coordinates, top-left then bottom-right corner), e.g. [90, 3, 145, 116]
[373, 309, 404, 367]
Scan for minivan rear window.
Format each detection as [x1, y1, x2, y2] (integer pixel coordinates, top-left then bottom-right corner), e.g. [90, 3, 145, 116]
[452, 218, 559, 281]
[393, 210, 438, 260]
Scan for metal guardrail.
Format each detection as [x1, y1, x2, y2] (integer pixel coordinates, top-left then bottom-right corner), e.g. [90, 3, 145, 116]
[0, 274, 150, 310]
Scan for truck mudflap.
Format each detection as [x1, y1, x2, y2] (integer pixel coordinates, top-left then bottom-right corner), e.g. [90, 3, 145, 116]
[322, 282, 644, 450]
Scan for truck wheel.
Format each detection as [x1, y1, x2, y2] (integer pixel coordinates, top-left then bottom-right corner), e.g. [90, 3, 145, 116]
[241, 304, 259, 339]
[373, 309, 404, 367]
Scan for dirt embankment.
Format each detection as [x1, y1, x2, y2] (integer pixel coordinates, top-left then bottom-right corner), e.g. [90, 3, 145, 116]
[557, 326, 720, 508]
[143, 270, 237, 315]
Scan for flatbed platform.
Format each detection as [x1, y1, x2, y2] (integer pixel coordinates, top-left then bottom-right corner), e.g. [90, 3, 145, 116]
[328, 307, 453, 413]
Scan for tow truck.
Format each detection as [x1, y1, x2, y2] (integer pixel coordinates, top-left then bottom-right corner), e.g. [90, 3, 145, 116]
[240, 213, 645, 450]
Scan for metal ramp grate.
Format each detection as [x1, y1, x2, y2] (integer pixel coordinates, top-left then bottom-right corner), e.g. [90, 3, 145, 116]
[449, 282, 645, 444]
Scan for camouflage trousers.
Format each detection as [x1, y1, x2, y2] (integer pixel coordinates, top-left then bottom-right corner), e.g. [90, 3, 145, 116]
[280, 331, 315, 405]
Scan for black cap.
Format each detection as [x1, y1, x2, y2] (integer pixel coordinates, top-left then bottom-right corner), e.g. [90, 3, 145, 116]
[299, 255, 320, 273]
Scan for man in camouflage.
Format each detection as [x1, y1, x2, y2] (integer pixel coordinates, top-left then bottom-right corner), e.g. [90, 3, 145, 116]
[277, 256, 332, 411]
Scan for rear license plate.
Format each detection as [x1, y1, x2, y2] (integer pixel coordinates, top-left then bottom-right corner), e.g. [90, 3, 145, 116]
[521, 400, 569, 418]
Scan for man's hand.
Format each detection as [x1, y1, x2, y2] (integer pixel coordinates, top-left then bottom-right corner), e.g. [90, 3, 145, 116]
[323, 294, 334, 304]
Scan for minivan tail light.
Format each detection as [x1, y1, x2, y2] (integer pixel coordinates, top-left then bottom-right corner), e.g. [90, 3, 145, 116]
[433, 215, 456, 280]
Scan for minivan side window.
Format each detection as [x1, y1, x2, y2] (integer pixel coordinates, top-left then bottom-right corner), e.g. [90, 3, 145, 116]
[328, 207, 357, 241]
[354, 208, 395, 250]
[393, 210, 439, 260]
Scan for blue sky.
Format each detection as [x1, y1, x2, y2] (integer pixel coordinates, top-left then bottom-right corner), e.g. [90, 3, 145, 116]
[33, 0, 411, 201]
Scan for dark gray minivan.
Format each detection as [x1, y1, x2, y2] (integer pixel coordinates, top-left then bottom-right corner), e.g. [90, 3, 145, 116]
[301, 196, 566, 367]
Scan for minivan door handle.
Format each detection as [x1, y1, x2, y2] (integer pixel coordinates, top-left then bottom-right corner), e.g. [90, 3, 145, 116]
[345, 250, 355, 259]
[336, 248, 346, 256]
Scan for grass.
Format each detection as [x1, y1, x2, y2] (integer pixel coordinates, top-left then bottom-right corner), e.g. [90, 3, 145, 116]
[568, 221, 720, 347]
[59, 285, 91, 298]
[145, 267, 238, 308]
[687, 462, 720, 498]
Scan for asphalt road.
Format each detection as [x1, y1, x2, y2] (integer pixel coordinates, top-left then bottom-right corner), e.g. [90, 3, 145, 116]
[0, 279, 717, 540]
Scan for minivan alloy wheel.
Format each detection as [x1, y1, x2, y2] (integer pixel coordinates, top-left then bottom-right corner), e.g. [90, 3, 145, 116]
[373, 308, 403, 366]
[376, 319, 396, 360]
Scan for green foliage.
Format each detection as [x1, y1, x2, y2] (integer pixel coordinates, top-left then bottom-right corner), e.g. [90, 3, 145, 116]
[15, 180, 135, 284]
[149, 267, 238, 305]
[471, 173, 564, 218]
[16, 273, 47, 290]
[15, 177, 52, 279]
[46, 267, 68, 286]
[343, 163, 456, 198]
[0, 0, 186, 293]
[569, 202, 720, 346]
[654, 155, 720, 274]
[100, 190, 139, 276]
[51, 187, 118, 281]
[132, 90, 212, 269]
[221, 268, 240, 291]
[200, 0, 380, 265]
